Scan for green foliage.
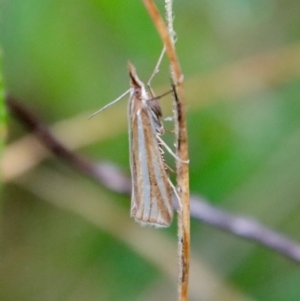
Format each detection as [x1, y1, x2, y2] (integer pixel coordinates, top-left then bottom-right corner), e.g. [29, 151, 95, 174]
[0, 47, 7, 186]
[2, 0, 300, 300]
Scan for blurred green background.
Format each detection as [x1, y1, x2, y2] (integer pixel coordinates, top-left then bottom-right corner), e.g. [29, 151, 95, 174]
[1, 0, 300, 300]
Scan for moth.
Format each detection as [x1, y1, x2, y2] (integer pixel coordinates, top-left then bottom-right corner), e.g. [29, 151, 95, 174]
[127, 62, 173, 227]
[90, 62, 176, 227]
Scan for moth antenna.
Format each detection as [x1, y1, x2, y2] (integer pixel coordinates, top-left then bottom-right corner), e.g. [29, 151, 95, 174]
[89, 89, 131, 119]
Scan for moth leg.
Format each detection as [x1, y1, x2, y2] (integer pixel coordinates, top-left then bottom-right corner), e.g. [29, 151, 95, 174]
[165, 162, 175, 174]
[168, 178, 182, 208]
[156, 135, 189, 164]
[163, 127, 175, 134]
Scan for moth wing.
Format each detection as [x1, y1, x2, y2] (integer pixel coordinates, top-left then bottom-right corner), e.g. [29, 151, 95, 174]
[129, 101, 173, 227]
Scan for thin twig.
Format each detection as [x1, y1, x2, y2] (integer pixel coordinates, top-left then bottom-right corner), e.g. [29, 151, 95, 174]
[142, 1, 190, 300]
[5, 96, 300, 263]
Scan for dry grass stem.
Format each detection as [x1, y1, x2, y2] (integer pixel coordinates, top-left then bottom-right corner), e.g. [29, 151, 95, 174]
[143, 1, 190, 300]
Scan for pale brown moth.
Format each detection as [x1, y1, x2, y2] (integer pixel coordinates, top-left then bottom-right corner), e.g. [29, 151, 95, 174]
[90, 62, 178, 227]
[128, 62, 173, 227]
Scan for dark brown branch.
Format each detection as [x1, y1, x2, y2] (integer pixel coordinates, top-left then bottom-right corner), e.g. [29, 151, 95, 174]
[190, 196, 300, 262]
[5, 96, 131, 194]
[5, 95, 300, 263]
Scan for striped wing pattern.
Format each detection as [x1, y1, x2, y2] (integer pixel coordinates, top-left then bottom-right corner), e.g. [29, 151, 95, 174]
[128, 63, 173, 227]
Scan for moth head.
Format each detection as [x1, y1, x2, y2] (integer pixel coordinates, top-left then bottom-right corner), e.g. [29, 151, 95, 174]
[128, 61, 147, 100]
